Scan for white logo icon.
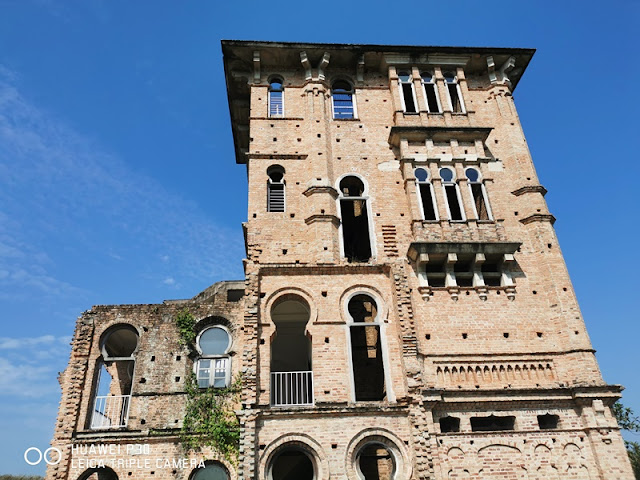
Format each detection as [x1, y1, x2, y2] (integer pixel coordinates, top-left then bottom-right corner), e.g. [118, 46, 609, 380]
[24, 446, 62, 465]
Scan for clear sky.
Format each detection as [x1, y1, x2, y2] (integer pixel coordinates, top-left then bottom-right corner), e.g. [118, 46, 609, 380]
[1, 0, 638, 475]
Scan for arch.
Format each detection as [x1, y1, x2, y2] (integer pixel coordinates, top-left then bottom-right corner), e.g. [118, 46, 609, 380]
[194, 317, 233, 389]
[261, 434, 329, 480]
[336, 174, 374, 262]
[189, 461, 230, 480]
[414, 167, 438, 221]
[332, 78, 356, 119]
[443, 71, 465, 113]
[397, 71, 417, 113]
[420, 70, 441, 113]
[465, 167, 492, 220]
[267, 164, 286, 212]
[100, 324, 139, 360]
[77, 467, 119, 480]
[346, 429, 411, 480]
[268, 76, 284, 117]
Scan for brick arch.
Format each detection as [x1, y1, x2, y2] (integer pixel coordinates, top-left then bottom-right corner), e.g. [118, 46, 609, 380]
[77, 467, 119, 480]
[339, 285, 390, 324]
[97, 322, 140, 358]
[260, 433, 329, 480]
[263, 287, 317, 326]
[345, 428, 412, 480]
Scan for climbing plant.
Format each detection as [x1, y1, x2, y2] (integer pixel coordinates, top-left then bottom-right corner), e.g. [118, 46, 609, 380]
[174, 308, 242, 462]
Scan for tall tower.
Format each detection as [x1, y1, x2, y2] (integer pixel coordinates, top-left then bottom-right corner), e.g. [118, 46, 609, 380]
[222, 41, 633, 479]
[46, 41, 633, 480]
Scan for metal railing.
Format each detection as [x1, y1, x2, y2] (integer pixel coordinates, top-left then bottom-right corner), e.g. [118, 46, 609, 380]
[271, 371, 314, 407]
[91, 394, 131, 429]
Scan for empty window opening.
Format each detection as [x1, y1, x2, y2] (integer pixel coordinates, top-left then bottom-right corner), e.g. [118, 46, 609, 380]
[357, 443, 395, 480]
[440, 167, 465, 221]
[444, 72, 465, 113]
[349, 294, 386, 401]
[332, 80, 356, 119]
[267, 165, 286, 212]
[481, 255, 502, 286]
[268, 77, 284, 118]
[226, 289, 244, 302]
[421, 72, 441, 113]
[78, 467, 120, 480]
[339, 176, 372, 262]
[271, 448, 314, 480]
[423, 255, 446, 287]
[102, 326, 138, 360]
[470, 415, 515, 432]
[271, 296, 313, 406]
[537, 414, 559, 430]
[415, 168, 438, 221]
[190, 461, 230, 480]
[398, 72, 417, 113]
[196, 325, 232, 388]
[466, 168, 492, 220]
[439, 416, 461, 433]
[453, 256, 473, 287]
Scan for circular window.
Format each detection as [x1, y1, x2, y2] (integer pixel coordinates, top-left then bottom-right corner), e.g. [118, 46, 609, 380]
[270, 448, 314, 480]
[191, 462, 229, 480]
[356, 443, 396, 480]
[414, 168, 429, 182]
[198, 326, 231, 356]
[439, 167, 455, 183]
[465, 167, 480, 182]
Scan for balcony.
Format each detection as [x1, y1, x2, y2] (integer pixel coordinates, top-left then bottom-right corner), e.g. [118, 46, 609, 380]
[91, 394, 131, 429]
[271, 371, 314, 407]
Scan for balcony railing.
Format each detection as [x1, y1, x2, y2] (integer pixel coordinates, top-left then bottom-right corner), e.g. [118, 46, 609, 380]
[91, 394, 131, 429]
[271, 371, 314, 407]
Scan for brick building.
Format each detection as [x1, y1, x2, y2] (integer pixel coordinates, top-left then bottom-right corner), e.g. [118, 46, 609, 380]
[46, 41, 635, 480]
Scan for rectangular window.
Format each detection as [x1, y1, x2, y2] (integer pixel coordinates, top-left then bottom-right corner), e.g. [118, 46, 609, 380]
[333, 92, 354, 119]
[197, 357, 229, 388]
[470, 415, 516, 432]
[268, 91, 283, 117]
[470, 184, 490, 220]
[419, 183, 437, 220]
[424, 83, 441, 113]
[267, 183, 285, 212]
[448, 84, 464, 113]
[444, 185, 464, 221]
[402, 84, 417, 113]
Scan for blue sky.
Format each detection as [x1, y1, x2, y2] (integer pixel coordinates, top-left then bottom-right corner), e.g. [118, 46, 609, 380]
[1, 0, 638, 475]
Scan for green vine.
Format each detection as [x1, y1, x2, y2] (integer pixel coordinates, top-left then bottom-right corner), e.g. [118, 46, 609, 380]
[175, 308, 196, 347]
[174, 309, 241, 462]
[180, 373, 242, 463]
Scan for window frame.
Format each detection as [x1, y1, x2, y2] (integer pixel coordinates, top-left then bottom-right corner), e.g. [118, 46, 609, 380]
[331, 79, 357, 120]
[420, 71, 442, 113]
[194, 325, 232, 389]
[444, 72, 466, 114]
[465, 167, 494, 221]
[414, 167, 439, 221]
[439, 167, 466, 222]
[268, 77, 285, 118]
[267, 165, 286, 213]
[398, 71, 418, 113]
[335, 173, 377, 262]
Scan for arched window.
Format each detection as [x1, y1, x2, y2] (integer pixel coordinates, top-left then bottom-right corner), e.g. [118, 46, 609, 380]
[267, 165, 285, 212]
[465, 167, 492, 221]
[196, 325, 232, 388]
[421, 71, 441, 113]
[414, 168, 438, 221]
[439, 167, 465, 221]
[190, 461, 230, 480]
[338, 175, 373, 262]
[347, 294, 386, 401]
[332, 80, 356, 119]
[444, 72, 465, 113]
[356, 443, 396, 480]
[269, 446, 315, 480]
[91, 325, 138, 429]
[268, 77, 284, 118]
[398, 71, 417, 113]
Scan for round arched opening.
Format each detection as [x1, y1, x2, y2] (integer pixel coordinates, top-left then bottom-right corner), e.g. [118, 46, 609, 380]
[190, 461, 230, 480]
[78, 467, 119, 480]
[270, 448, 314, 480]
[356, 443, 396, 480]
[101, 325, 138, 359]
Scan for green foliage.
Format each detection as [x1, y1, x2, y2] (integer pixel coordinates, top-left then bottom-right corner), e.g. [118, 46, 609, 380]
[613, 401, 640, 479]
[180, 373, 242, 463]
[175, 308, 196, 347]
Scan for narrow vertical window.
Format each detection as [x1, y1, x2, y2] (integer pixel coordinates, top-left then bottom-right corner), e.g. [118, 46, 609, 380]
[332, 80, 355, 119]
[444, 72, 465, 113]
[267, 165, 285, 212]
[440, 167, 465, 221]
[398, 71, 417, 113]
[348, 294, 386, 401]
[465, 167, 492, 220]
[421, 72, 441, 113]
[415, 168, 438, 221]
[338, 176, 372, 262]
[268, 77, 284, 117]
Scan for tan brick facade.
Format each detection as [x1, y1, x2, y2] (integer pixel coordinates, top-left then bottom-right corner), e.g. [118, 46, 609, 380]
[47, 41, 634, 480]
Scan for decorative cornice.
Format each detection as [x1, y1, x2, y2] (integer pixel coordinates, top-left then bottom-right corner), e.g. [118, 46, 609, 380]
[519, 214, 556, 225]
[304, 214, 340, 227]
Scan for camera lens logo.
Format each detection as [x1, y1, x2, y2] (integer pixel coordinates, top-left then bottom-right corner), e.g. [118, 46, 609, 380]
[24, 447, 62, 466]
